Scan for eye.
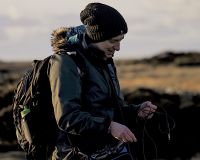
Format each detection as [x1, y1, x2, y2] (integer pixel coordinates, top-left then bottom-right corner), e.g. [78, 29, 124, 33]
[110, 40, 119, 44]
[109, 40, 115, 43]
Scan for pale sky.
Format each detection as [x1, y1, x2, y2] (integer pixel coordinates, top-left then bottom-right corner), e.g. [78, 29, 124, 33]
[0, 0, 200, 61]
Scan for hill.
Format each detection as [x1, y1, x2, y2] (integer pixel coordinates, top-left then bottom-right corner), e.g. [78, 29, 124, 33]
[115, 51, 200, 93]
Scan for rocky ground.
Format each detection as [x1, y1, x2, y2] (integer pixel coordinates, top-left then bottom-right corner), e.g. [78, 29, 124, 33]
[0, 151, 25, 160]
[1, 51, 200, 160]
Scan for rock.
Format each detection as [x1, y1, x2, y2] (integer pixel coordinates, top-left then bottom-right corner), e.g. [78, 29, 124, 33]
[116, 51, 200, 67]
[123, 88, 200, 159]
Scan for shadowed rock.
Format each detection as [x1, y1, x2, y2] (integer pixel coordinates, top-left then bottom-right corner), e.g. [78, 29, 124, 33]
[123, 88, 200, 160]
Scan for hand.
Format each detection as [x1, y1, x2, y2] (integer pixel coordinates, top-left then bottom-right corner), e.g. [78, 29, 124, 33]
[138, 101, 157, 119]
[109, 121, 137, 143]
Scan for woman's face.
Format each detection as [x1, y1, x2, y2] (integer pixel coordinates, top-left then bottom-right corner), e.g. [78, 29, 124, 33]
[91, 34, 125, 60]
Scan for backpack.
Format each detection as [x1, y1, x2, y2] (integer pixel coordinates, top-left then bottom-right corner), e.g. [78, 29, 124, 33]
[13, 55, 58, 159]
[13, 53, 84, 159]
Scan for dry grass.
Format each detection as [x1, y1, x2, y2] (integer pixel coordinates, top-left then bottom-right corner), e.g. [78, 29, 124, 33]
[1, 60, 200, 93]
[116, 63, 200, 93]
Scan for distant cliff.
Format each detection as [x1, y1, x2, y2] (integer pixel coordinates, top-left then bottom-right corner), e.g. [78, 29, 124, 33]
[116, 51, 200, 66]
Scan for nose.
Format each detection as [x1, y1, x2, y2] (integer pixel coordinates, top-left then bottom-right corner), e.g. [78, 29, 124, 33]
[113, 42, 120, 51]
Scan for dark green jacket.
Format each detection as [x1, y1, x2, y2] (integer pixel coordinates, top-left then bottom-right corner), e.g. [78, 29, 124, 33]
[48, 34, 139, 156]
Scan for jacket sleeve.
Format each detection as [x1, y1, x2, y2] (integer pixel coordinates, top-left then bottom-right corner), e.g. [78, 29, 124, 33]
[122, 103, 140, 116]
[48, 54, 111, 136]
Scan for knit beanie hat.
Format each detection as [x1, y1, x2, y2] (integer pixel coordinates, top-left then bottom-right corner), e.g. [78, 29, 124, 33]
[80, 3, 128, 42]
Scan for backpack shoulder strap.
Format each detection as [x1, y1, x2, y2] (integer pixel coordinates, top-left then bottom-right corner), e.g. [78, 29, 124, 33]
[21, 56, 52, 106]
[66, 51, 86, 77]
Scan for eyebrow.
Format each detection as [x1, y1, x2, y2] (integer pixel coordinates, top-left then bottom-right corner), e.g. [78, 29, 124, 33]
[111, 36, 124, 41]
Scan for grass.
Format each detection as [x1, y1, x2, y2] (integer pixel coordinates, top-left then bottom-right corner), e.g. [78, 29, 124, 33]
[1, 59, 200, 94]
[116, 63, 200, 93]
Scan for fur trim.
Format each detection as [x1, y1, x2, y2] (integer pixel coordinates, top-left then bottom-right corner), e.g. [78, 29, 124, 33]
[51, 27, 70, 53]
[50, 25, 86, 54]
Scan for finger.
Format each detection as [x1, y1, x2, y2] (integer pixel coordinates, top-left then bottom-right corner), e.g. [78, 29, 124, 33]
[147, 113, 154, 119]
[125, 132, 136, 142]
[138, 110, 153, 119]
[126, 130, 137, 142]
[138, 111, 147, 118]
[141, 108, 152, 113]
[150, 104, 157, 110]
[143, 106, 157, 113]
[119, 129, 135, 142]
[115, 135, 127, 143]
[144, 101, 157, 109]
[121, 132, 132, 142]
[140, 109, 151, 116]
[114, 136, 120, 140]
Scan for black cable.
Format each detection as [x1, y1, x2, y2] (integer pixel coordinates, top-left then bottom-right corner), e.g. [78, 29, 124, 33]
[155, 106, 176, 141]
[137, 108, 158, 160]
[135, 105, 176, 160]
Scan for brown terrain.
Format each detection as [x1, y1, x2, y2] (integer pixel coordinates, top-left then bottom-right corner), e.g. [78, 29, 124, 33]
[116, 51, 200, 93]
[0, 51, 200, 160]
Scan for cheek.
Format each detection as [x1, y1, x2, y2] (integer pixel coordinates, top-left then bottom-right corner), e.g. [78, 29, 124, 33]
[96, 42, 114, 51]
[101, 46, 111, 52]
[99, 45, 108, 51]
[105, 44, 114, 50]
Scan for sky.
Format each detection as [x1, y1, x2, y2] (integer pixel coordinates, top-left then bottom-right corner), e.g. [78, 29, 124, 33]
[0, 0, 200, 61]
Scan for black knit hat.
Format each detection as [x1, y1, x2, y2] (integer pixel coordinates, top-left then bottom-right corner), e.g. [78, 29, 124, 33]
[80, 3, 128, 42]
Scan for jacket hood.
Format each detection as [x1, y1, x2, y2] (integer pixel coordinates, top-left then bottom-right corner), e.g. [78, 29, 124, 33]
[51, 25, 86, 54]
[51, 25, 113, 64]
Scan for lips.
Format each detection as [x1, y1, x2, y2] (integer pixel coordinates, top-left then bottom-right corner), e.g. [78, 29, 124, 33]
[107, 52, 114, 55]
[108, 50, 115, 54]
[108, 53, 114, 57]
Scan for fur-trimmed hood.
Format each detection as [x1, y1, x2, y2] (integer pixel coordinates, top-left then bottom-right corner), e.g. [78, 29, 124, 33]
[50, 25, 85, 53]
